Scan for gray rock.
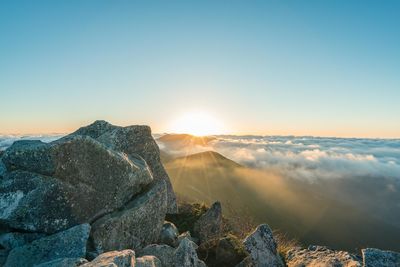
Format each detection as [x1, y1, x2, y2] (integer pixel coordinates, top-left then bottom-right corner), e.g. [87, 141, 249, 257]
[193, 201, 222, 244]
[159, 221, 179, 247]
[35, 257, 88, 267]
[90, 181, 167, 253]
[5, 224, 90, 267]
[0, 135, 153, 233]
[286, 245, 361, 267]
[0, 171, 82, 233]
[243, 224, 283, 267]
[174, 237, 206, 267]
[362, 248, 400, 267]
[0, 232, 45, 250]
[68, 120, 177, 213]
[81, 250, 135, 267]
[136, 256, 162, 267]
[139, 244, 175, 267]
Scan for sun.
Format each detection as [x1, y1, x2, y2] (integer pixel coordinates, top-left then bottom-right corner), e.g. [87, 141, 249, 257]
[169, 111, 224, 136]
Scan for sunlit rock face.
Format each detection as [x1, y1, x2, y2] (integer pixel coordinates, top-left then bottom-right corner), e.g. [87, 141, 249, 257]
[68, 120, 177, 213]
[243, 224, 284, 267]
[286, 246, 362, 267]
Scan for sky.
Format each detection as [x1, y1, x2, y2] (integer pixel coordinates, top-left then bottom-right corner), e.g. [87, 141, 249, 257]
[1, 0, 399, 137]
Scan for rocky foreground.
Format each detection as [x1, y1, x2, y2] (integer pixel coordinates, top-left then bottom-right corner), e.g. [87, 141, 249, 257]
[0, 121, 399, 267]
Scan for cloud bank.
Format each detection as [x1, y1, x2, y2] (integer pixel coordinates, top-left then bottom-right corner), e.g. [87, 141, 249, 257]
[159, 135, 400, 182]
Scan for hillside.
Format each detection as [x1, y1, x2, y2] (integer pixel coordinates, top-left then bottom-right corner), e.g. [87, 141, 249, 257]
[164, 150, 400, 252]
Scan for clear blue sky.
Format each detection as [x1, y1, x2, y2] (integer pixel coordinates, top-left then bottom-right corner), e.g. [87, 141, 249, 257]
[1, 0, 399, 137]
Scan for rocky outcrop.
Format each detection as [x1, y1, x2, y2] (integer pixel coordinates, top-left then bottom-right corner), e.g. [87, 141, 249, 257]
[90, 181, 167, 253]
[286, 245, 362, 267]
[0, 121, 177, 265]
[159, 221, 179, 247]
[4, 224, 90, 267]
[193, 201, 222, 243]
[243, 224, 283, 267]
[362, 248, 400, 267]
[68, 120, 177, 213]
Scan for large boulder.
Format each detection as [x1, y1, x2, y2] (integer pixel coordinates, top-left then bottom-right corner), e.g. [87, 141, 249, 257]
[193, 201, 222, 243]
[4, 224, 90, 267]
[68, 120, 177, 213]
[286, 245, 361, 267]
[159, 221, 179, 247]
[90, 181, 168, 253]
[243, 224, 283, 267]
[362, 248, 400, 267]
[0, 135, 153, 233]
[81, 250, 135, 267]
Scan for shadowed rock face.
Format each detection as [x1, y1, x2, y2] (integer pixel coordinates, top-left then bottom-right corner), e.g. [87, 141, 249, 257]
[90, 181, 168, 253]
[193, 201, 222, 243]
[68, 120, 177, 213]
[4, 224, 90, 267]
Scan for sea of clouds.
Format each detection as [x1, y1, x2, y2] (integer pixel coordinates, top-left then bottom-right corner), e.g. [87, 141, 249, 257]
[2, 134, 400, 182]
[158, 135, 400, 182]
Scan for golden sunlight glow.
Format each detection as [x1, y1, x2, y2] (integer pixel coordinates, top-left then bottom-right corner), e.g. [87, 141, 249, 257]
[169, 111, 224, 136]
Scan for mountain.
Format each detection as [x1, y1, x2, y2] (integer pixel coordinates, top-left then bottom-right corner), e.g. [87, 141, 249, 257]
[165, 151, 242, 169]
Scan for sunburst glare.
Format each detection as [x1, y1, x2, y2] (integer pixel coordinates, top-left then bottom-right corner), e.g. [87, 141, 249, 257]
[169, 111, 224, 136]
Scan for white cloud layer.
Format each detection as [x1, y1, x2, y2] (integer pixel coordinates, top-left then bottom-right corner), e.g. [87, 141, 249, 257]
[212, 135, 400, 181]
